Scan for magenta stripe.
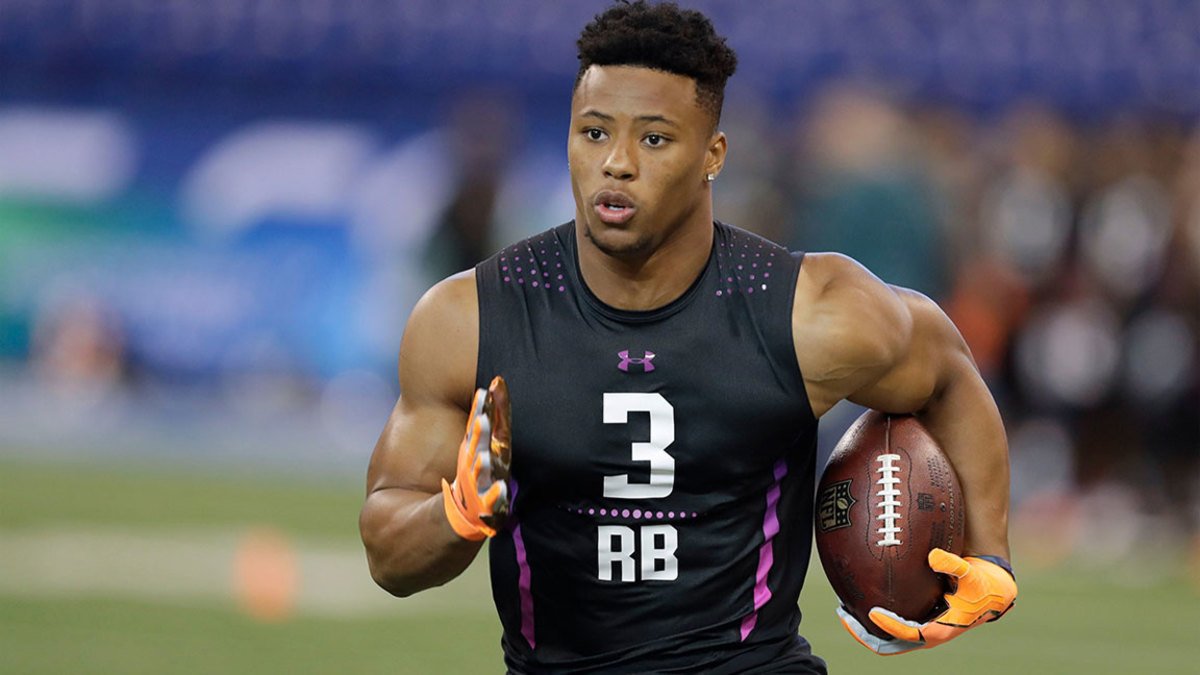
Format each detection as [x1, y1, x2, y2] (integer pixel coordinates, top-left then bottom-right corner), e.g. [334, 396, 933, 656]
[512, 523, 536, 649]
[508, 477, 535, 649]
[740, 458, 788, 641]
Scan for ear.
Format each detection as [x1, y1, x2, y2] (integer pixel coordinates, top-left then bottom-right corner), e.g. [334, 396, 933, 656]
[704, 131, 727, 182]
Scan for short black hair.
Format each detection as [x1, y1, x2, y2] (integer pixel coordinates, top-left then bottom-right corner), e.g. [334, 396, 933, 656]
[575, 1, 738, 130]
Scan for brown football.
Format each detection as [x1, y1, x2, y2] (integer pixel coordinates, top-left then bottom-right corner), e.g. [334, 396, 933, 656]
[815, 411, 964, 639]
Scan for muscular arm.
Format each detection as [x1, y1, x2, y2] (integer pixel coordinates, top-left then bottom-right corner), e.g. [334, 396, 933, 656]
[794, 254, 1010, 559]
[359, 271, 483, 596]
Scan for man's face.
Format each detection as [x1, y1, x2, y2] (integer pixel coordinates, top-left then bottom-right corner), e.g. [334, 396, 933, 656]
[568, 65, 723, 259]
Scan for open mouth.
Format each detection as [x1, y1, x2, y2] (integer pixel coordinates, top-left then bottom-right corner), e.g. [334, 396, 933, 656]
[594, 191, 637, 224]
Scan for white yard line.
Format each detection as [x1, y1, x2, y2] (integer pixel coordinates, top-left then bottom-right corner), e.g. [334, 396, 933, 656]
[0, 526, 492, 618]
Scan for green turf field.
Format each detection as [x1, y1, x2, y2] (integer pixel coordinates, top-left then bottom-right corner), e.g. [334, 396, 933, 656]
[2, 457, 1197, 674]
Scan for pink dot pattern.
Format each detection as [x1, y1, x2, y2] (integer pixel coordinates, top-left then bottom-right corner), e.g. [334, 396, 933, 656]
[499, 225, 786, 301]
[500, 235, 569, 293]
[715, 231, 779, 298]
[564, 504, 702, 522]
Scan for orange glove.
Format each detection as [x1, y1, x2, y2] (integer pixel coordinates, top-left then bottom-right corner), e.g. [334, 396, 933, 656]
[441, 376, 512, 541]
[838, 548, 1017, 655]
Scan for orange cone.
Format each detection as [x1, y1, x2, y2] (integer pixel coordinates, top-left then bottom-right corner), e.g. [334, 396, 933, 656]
[233, 527, 299, 622]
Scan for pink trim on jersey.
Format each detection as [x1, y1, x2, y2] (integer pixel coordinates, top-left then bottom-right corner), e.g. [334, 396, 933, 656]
[740, 458, 789, 641]
[512, 522, 536, 649]
[508, 476, 535, 649]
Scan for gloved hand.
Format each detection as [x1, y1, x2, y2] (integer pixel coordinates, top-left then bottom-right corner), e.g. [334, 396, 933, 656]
[838, 548, 1017, 655]
[441, 376, 512, 541]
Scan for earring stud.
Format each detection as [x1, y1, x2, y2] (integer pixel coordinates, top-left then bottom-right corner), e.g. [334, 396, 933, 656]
[706, 173, 716, 182]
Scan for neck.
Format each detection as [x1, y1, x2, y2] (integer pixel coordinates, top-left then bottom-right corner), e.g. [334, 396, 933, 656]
[575, 209, 715, 312]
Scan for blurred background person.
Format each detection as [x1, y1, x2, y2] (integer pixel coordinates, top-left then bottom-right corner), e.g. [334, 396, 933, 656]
[421, 90, 521, 281]
[789, 85, 949, 299]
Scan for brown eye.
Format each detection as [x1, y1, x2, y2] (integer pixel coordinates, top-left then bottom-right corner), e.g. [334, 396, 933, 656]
[645, 134, 665, 147]
[587, 128, 605, 141]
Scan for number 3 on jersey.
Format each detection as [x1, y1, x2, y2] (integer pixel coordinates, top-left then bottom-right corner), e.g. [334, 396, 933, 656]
[602, 392, 675, 498]
[599, 393, 678, 582]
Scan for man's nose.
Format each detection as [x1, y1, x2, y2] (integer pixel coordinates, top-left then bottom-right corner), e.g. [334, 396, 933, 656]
[602, 141, 636, 180]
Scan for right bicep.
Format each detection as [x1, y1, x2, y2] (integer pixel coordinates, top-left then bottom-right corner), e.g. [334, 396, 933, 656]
[365, 272, 479, 496]
[366, 397, 467, 495]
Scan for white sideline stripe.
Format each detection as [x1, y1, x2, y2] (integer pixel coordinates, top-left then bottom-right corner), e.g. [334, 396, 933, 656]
[0, 526, 491, 618]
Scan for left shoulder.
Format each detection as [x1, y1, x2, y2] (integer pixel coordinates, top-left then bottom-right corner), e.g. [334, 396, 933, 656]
[794, 253, 959, 416]
[793, 253, 913, 364]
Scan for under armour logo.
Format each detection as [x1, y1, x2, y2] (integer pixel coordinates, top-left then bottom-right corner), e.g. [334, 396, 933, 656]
[617, 350, 656, 372]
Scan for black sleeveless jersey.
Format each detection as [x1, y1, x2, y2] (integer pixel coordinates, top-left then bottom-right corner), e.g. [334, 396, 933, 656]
[475, 222, 826, 674]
